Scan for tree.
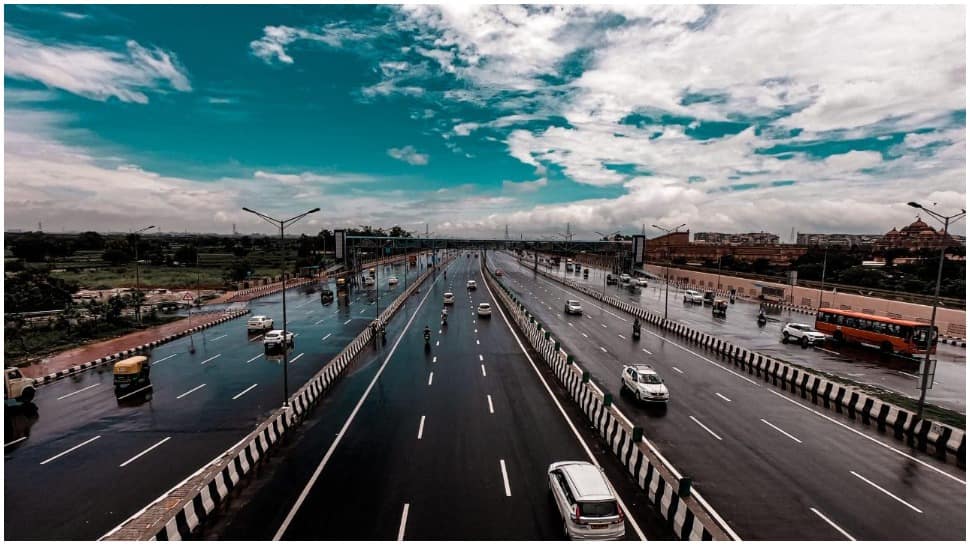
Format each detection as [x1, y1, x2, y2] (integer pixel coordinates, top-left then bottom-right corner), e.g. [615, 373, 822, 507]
[388, 225, 412, 238]
[10, 232, 51, 262]
[4, 270, 79, 313]
[173, 245, 198, 265]
[102, 239, 132, 265]
[224, 259, 253, 282]
[76, 231, 105, 251]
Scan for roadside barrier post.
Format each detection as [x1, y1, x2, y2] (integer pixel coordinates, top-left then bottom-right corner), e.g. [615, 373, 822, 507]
[582, 371, 590, 383]
[678, 477, 693, 499]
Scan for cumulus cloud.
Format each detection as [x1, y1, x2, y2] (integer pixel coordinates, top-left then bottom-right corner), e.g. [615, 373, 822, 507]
[502, 178, 548, 193]
[5, 31, 191, 103]
[387, 145, 429, 165]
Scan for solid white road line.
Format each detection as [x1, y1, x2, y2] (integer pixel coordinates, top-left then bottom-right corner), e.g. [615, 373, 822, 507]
[715, 392, 731, 403]
[417, 415, 426, 439]
[273, 274, 440, 540]
[57, 383, 99, 400]
[344, 319, 352, 325]
[247, 353, 263, 363]
[850, 470, 922, 513]
[152, 353, 179, 364]
[810, 507, 856, 541]
[481, 364, 487, 377]
[689, 415, 723, 441]
[760, 419, 802, 443]
[176, 383, 206, 399]
[290, 352, 305, 363]
[397, 503, 410, 541]
[232, 384, 258, 400]
[428, 372, 434, 386]
[210, 334, 228, 342]
[40, 435, 102, 465]
[642, 348, 652, 355]
[500, 459, 512, 496]
[5, 436, 28, 448]
[766, 390, 965, 485]
[200, 354, 221, 365]
[119, 437, 171, 467]
[487, 394, 494, 414]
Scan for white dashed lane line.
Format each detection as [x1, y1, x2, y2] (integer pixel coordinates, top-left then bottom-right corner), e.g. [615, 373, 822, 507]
[57, 383, 99, 401]
[210, 334, 228, 342]
[810, 508, 856, 541]
[689, 416, 723, 441]
[481, 364, 487, 377]
[200, 354, 221, 365]
[428, 372, 434, 386]
[850, 471, 922, 513]
[247, 353, 262, 363]
[232, 384, 258, 400]
[499, 459, 512, 496]
[761, 419, 802, 444]
[40, 435, 102, 465]
[417, 416, 426, 440]
[487, 394, 494, 414]
[715, 392, 731, 403]
[176, 383, 206, 400]
[119, 437, 171, 467]
[152, 353, 179, 364]
[343, 319, 352, 325]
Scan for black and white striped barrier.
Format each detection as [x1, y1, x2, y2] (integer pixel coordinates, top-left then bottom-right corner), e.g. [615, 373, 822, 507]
[31, 310, 251, 388]
[101, 256, 455, 541]
[516, 254, 966, 468]
[484, 264, 734, 541]
[939, 336, 967, 348]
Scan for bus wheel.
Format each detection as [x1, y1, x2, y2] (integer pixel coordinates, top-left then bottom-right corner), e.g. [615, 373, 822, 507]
[880, 342, 893, 354]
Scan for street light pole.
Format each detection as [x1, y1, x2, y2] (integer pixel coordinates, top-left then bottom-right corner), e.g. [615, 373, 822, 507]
[132, 224, 155, 325]
[817, 246, 828, 309]
[242, 206, 320, 409]
[907, 202, 965, 421]
[652, 223, 686, 321]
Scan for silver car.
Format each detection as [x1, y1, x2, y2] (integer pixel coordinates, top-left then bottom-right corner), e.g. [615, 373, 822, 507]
[548, 461, 626, 540]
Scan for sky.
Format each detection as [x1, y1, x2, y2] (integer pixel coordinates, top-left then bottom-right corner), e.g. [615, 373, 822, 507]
[4, 4, 966, 239]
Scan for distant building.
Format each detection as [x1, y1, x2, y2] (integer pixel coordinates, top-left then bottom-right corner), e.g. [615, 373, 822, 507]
[876, 217, 960, 251]
[694, 232, 780, 245]
[796, 233, 883, 248]
[647, 230, 806, 265]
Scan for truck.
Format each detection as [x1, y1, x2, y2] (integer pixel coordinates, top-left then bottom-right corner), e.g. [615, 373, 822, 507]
[5, 368, 36, 403]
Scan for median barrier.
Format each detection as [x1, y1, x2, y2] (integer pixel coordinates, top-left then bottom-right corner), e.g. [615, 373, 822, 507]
[101, 256, 454, 540]
[483, 262, 733, 541]
[512, 253, 965, 468]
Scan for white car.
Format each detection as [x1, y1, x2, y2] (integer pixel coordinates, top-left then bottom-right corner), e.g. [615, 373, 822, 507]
[683, 290, 704, 304]
[388, 276, 399, 285]
[548, 461, 626, 540]
[477, 302, 492, 317]
[621, 365, 669, 403]
[619, 274, 631, 284]
[247, 315, 274, 332]
[564, 300, 583, 315]
[782, 323, 827, 347]
[636, 278, 648, 287]
[443, 292, 455, 305]
[363, 276, 375, 286]
[263, 329, 295, 350]
[467, 280, 477, 290]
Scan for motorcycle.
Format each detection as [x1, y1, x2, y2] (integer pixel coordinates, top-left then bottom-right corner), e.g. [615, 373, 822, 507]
[632, 320, 642, 340]
[441, 309, 448, 325]
[757, 313, 767, 327]
[424, 329, 432, 350]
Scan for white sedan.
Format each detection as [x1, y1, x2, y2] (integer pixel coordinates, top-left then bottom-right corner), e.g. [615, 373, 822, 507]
[621, 364, 669, 403]
[477, 302, 492, 317]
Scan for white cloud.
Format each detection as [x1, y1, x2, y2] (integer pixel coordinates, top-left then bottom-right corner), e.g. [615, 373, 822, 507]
[252, 170, 377, 185]
[502, 178, 548, 193]
[5, 32, 191, 103]
[387, 145, 429, 165]
[249, 23, 379, 64]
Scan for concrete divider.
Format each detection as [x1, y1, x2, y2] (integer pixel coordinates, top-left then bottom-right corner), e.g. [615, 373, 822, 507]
[514, 254, 965, 468]
[484, 262, 734, 540]
[101, 258, 454, 540]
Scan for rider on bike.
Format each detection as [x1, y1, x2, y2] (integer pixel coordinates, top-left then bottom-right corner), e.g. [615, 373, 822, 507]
[424, 325, 431, 343]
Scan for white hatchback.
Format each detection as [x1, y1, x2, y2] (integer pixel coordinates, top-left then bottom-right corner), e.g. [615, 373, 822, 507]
[477, 302, 492, 317]
[443, 292, 455, 305]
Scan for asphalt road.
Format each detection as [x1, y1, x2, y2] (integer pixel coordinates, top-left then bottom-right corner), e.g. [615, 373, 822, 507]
[490, 251, 966, 540]
[3, 260, 427, 540]
[205, 254, 672, 540]
[529, 257, 966, 413]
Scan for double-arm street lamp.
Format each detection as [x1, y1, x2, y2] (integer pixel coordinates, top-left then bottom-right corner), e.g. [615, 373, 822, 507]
[652, 223, 686, 321]
[242, 206, 320, 408]
[906, 201, 965, 421]
[132, 224, 155, 324]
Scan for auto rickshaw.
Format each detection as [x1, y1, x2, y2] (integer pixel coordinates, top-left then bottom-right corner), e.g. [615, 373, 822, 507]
[113, 355, 150, 393]
[712, 298, 728, 318]
[320, 288, 334, 304]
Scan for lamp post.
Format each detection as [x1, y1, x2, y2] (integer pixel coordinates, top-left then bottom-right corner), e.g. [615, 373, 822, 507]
[652, 223, 686, 321]
[132, 224, 155, 325]
[817, 245, 828, 309]
[906, 201, 965, 420]
[242, 206, 320, 408]
[595, 230, 621, 296]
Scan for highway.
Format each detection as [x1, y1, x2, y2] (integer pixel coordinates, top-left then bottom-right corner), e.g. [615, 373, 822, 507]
[538, 257, 966, 413]
[489, 251, 966, 540]
[205, 255, 671, 540]
[3, 260, 426, 540]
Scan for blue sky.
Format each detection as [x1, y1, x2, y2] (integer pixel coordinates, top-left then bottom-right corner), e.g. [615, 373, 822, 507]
[4, 4, 966, 238]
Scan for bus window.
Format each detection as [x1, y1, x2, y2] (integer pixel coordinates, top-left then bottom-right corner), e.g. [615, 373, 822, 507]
[836, 314, 844, 325]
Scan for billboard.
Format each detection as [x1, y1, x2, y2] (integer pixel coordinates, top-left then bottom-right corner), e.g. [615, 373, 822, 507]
[632, 235, 645, 265]
[334, 229, 346, 261]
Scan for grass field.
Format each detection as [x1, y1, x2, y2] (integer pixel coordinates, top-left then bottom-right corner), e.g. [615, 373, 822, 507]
[51, 266, 283, 290]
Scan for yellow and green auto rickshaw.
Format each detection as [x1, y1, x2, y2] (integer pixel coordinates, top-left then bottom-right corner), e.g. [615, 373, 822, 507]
[712, 298, 728, 318]
[113, 355, 150, 392]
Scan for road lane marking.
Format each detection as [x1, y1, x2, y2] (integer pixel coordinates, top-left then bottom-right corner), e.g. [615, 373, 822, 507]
[761, 419, 802, 443]
[493, 459, 514, 499]
[601, 323, 608, 328]
[290, 352, 304, 363]
[116, 384, 152, 400]
[428, 372, 434, 386]
[417, 416, 426, 439]
[581, 332, 588, 338]
[474, 328, 478, 333]
[617, 334, 626, 339]
[643, 329, 759, 386]
[176, 383, 206, 399]
[210, 334, 228, 342]
[153, 353, 179, 364]
[57, 383, 99, 400]
[481, 364, 487, 377]
[232, 384, 258, 400]
[689, 416, 722, 441]
[642, 348, 652, 355]
[344, 319, 352, 325]
[359, 309, 367, 314]
[766, 390, 965, 485]
[314, 318, 326, 325]
[599, 346, 608, 353]
[248, 334, 265, 342]
[439, 329, 442, 334]
[850, 471, 922, 513]
[568, 322, 574, 327]
[715, 392, 731, 403]
[476, 339, 480, 345]
[487, 394, 495, 414]
[5, 437, 28, 448]
[119, 437, 171, 467]
[432, 356, 437, 363]
[321, 333, 332, 341]
[40, 435, 102, 465]
[200, 354, 221, 365]
[397, 504, 409, 541]
[479, 354, 484, 361]
[896, 370, 919, 379]
[435, 340, 440, 347]
[247, 353, 262, 363]
[810, 508, 856, 541]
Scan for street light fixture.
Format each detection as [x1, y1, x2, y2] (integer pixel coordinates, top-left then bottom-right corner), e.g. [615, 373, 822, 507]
[242, 206, 320, 409]
[906, 201, 965, 421]
[132, 224, 155, 325]
[652, 223, 686, 322]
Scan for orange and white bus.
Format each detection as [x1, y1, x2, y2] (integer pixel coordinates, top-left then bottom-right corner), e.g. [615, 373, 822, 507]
[814, 308, 937, 357]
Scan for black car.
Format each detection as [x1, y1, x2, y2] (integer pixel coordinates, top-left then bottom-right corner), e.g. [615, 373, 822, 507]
[606, 274, 617, 285]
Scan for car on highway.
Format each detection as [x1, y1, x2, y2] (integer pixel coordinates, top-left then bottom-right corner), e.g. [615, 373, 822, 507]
[263, 329, 295, 350]
[495, 269, 504, 276]
[782, 323, 828, 347]
[247, 315, 275, 332]
[5, 367, 36, 403]
[443, 292, 455, 305]
[703, 291, 715, 305]
[636, 277, 648, 287]
[619, 274, 631, 284]
[564, 299, 583, 315]
[477, 302, 492, 317]
[548, 461, 626, 540]
[467, 280, 477, 290]
[388, 276, 399, 285]
[683, 290, 704, 304]
[606, 274, 617, 285]
[621, 364, 669, 403]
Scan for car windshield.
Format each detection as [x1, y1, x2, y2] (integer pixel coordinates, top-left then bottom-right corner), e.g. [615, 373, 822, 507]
[638, 373, 661, 384]
[579, 501, 618, 517]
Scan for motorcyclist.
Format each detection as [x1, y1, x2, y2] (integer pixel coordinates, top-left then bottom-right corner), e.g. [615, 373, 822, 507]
[424, 325, 431, 344]
[441, 307, 448, 324]
[633, 317, 642, 338]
